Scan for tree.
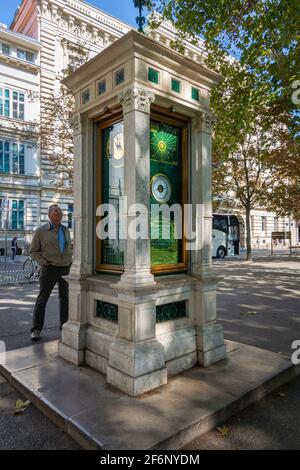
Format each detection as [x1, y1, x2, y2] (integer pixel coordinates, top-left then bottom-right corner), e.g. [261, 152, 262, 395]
[149, 0, 300, 252]
[149, 0, 300, 130]
[213, 114, 298, 260]
[27, 27, 92, 188]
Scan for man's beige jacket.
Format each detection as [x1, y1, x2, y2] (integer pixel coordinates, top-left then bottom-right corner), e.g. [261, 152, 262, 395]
[30, 222, 73, 267]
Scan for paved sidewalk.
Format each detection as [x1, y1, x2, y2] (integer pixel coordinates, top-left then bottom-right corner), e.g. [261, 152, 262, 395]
[0, 373, 80, 450]
[0, 255, 299, 449]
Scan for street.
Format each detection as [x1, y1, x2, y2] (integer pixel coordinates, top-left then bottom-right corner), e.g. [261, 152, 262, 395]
[0, 253, 299, 449]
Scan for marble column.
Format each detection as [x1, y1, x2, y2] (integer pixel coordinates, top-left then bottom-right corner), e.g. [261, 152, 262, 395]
[106, 86, 167, 396]
[59, 112, 93, 365]
[191, 111, 226, 367]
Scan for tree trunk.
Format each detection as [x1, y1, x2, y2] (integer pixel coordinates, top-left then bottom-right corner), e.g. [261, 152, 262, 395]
[245, 205, 252, 261]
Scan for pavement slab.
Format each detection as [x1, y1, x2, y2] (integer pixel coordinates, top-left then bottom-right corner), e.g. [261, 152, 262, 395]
[0, 339, 299, 450]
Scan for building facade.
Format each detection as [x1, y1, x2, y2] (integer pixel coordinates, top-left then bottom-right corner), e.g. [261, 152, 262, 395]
[0, 23, 41, 253]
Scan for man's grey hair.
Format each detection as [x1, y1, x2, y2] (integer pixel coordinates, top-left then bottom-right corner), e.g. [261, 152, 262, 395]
[48, 204, 62, 218]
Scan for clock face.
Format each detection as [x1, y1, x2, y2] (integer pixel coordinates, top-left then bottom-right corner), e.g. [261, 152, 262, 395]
[107, 131, 124, 167]
[113, 132, 124, 161]
[151, 173, 172, 204]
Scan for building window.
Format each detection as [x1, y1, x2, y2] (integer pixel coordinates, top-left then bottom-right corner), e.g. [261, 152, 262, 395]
[261, 216, 267, 232]
[0, 141, 10, 172]
[115, 68, 125, 86]
[25, 51, 34, 63]
[17, 49, 34, 63]
[0, 88, 25, 120]
[0, 199, 2, 229]
[0, 141, 25, 174]
[68, 204, 73, 229]
[0, 88, 10, 117]
[191, 87, 200, 101]
[12, 143, 25, 174]
[2, 43, 10, 56]
[171, 78, 181, 93]
[148, 67, 159, 84]
[98, 79, 106, 95]
[82, 89, 90, 104]
[11, 200, 24, 230]
[12, 91, 25, 120]
[274, 217, 278, 231]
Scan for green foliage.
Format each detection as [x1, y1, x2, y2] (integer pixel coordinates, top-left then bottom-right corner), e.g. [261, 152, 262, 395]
[149, 0, 300, 221]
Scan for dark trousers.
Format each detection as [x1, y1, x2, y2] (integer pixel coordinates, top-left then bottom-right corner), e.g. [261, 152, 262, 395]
[32, 265, 70, 333]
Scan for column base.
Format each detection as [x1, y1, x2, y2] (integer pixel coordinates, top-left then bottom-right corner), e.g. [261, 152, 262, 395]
[59, 321, 87, 365]
[107, 337, 167, 396]
[107, 366, 167, 397]
[197, 322, 226, 367]
[59, 342, 85, 366]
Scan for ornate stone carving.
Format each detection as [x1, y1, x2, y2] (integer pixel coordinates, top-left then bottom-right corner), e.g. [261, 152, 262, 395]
[194, 111, 216, 134]
[118, 87, 155, 114]
[71, 111, 86, 133]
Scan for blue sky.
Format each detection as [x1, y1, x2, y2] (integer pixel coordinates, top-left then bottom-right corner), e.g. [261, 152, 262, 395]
[0, 0, 144, 29]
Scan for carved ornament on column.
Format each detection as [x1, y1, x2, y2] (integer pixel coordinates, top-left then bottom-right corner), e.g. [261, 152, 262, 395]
[194, 111, 216, 135]
[39, 0, 48, 17]
[118, 87, 155, 114]
[71, 112, 87, 135]
[51, 4, 58, 22]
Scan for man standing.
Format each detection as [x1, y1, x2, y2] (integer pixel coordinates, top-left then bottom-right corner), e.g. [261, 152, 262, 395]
[30, 204, 73, 340]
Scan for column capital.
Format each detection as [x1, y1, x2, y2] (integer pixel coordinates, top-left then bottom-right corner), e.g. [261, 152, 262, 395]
[71, 111, 87, 135]
[194, 111, 216, 135]
[118, 86, 155, 114]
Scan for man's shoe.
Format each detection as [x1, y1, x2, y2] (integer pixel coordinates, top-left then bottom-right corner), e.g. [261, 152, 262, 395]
[31, 330, 41, 341]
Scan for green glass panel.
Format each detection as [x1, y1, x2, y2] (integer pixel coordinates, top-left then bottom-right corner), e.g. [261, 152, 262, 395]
[150, 120, 182, 266]
[148, 67, 159, 84]
[191, 87, 200, 101]
[171, 78, 181, 93]
[96, 301, 118, 322]
[156, 301, 186, 323]
[101, 122, 125, 266]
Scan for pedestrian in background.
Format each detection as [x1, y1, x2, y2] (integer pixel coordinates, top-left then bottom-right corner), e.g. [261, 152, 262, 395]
[11, 237, 18, 260]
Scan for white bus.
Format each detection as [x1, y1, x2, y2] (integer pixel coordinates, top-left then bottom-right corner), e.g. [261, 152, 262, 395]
[212, 213, 241, 258]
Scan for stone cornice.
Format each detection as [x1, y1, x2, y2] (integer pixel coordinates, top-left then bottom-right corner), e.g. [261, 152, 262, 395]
[63, 30, 222, 93]
[0, 53, 40, 73]
[37, 0, 131, 37]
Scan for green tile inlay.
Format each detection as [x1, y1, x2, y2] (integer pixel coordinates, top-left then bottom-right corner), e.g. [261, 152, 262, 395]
[96, 300, 118, 323]
[148, 67, 159, 84]
[156, 301, 186, 323]
[82, 89, 90, 104]
[98, 80, 106, 95]
[191, 87, 200, 101]
[115, 69, 125, 86]
[171, 78, 181, 93]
